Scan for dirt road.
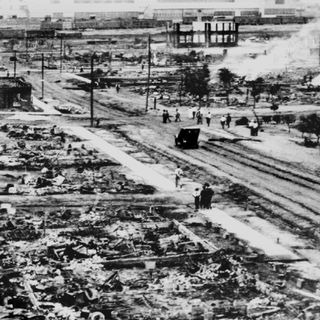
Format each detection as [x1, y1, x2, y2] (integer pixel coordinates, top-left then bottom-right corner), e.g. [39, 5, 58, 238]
[28, 71, 320, 246]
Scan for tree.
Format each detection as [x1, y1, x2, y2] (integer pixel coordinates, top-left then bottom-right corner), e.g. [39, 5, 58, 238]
[248, 77, 265, 109]
[269, 82, 281, 99]
[218, 68, 236, 106]
[282, 114, 296, 133]
[183, 64, 210, 107]
[295, 113, 320, 144]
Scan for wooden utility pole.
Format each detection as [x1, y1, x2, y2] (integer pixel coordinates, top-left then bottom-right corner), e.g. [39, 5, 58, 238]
[319, 36, 320, 66]
[41, 53, 44, 99]
[145, 34, 151, 112]
[13, 51, 17, 78]
[90, 54, 94, 127]
[25, 32, 28, 56]
[60, 35, 63, 73]
[179, 74, 183, 106]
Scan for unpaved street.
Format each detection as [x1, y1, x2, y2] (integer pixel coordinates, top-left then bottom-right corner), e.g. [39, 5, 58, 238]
[26, 69, 320, 251]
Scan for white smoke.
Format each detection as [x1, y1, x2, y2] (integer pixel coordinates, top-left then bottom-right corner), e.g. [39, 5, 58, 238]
[218, 18, 320, 80]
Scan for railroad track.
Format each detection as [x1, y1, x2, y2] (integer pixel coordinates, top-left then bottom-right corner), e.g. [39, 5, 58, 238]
[115, 133, 320, 234]
[191, 141, 320, 227]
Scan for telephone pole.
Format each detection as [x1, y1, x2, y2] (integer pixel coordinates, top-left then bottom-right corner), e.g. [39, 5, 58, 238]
[319, 36, 320, 66]
[13, 51, 17, 78]
[41, 53, 44, 99]
[60, 35, 63, 73]
[145, 34, 151, 112]
[90, 54, 94, 127]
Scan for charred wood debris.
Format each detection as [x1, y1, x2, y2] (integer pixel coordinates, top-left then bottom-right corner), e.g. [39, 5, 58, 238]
[0, 123, 318, 320]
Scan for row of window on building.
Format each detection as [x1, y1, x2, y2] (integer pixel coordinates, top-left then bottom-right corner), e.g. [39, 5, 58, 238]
[154, 8, 296, 19]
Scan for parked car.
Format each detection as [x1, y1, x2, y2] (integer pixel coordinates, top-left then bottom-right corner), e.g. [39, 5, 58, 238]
[175, 127, 200, 149]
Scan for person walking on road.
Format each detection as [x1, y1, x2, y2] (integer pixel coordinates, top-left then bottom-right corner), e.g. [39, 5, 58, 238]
[220, 115, 226, 129]
[175, 165, 183, 189]
[192, 188, 201, 211]
[226, 113, 232, 128]
[162, 110, 167, 123]
[205, 111, 212, 127]
[191, 106, 197, 120]
[249, 119, 259, 136]
[175, 109, 181, 122]
[200, 183, 214, 209]
[196, 108, 203, 125]
[166, 110, 172, 123]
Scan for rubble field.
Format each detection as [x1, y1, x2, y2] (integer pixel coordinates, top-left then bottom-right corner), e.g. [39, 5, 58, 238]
[1, 200, 310, 320]
[1, 122, 317, 320]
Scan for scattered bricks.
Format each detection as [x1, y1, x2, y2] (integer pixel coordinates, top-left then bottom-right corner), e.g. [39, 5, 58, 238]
[211, 223, 222, 234]
[222, 231, 230, 240]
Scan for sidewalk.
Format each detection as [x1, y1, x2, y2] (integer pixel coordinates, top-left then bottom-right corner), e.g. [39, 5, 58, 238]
[68, 125, 303, 263]
[69, 126, 176, 192]
[201, 208, 302, 261]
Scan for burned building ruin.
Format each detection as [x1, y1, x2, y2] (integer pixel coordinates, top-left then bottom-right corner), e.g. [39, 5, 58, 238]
[169, 20, 239, 48]
[0, 77, 32, 110]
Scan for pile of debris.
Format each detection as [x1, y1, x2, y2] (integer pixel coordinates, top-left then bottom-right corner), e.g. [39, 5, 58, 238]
[0, 200, 299, 320]
[0, 124, 155, 196]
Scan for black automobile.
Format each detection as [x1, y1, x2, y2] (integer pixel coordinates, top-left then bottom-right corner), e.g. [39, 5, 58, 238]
[175, 127, 200, 149]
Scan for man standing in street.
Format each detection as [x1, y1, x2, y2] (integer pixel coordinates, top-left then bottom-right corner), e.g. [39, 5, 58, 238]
[192, 188, 201, 211]
[220, 115, 226, 129]
[191, 106, 197, 120]
[162, 110, 167, 123]
[205, 111, 212, 127]
[226, 113, 232, 128]
[175, 165, 183, 189]
[196, 108, 203, 125]
[175, 109, 181, 122]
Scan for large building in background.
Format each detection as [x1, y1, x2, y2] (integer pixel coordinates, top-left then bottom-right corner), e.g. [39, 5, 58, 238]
[0, 0, 306, 20]
[0, 0, 146, 19]
[151, 0, 301, 21]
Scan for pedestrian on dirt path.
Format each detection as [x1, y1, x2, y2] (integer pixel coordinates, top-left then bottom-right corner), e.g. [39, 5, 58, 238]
[200, 184, 207, 209]
[191, 106, 197, 120]
[220, 115, 226, 129]
[205, 111, 212, 127]
[249, 119, 259, 136]
[162, 110, 167, 123]
[175, 165, 183, 189]
[175, 109, 181, 122]
[200, 183, 214, 209]
[96, 118, 101, 128]
[116, 83, 120, 93]
[166, 110, 172, 123]
[192, 188, 201, 211]
[196, 108, 203, 125]
[226, 113, 232, 128]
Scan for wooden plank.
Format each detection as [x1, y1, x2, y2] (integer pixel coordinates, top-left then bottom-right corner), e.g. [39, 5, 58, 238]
[172, 219, 219, 252]
[102, 252, 217, 269]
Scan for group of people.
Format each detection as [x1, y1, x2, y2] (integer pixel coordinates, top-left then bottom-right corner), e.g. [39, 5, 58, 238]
[174, 165, 215, 210]
[162, 106, 233, 130]
[162, 110, 172, 123]
[220, 114, 232, 129]
[163, 109, 181, 124]
[192, 183, 214, 210]
[190, 107, 232, 129]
